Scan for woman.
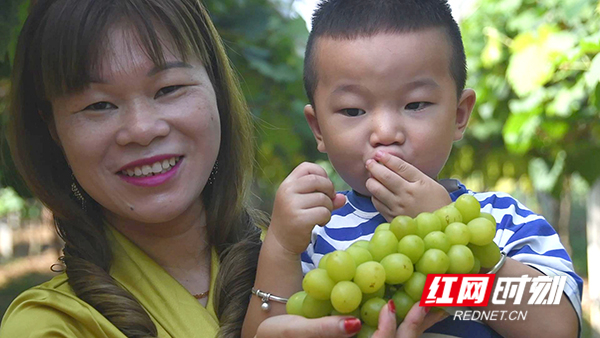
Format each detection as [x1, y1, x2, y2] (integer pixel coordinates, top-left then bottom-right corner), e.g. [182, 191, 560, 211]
[1, 0, 439, 336]
[2, 0, 263, 336]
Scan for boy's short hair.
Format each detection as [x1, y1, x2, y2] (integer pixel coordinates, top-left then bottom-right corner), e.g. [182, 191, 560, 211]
[304, 0, 467, 106]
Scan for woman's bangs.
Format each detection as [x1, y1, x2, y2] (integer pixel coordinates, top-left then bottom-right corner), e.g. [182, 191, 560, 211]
[37, 0, 210, 101]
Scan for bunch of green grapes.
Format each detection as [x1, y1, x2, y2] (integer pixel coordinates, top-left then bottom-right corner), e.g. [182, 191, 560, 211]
[286, 195, 502, 336]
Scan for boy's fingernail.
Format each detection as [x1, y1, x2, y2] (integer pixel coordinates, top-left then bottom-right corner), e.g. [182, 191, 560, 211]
[388, 299, 396, 313]
[343, 318, 362, 334]
[375, 150, 385, 159]
[365, 159, 373, 167]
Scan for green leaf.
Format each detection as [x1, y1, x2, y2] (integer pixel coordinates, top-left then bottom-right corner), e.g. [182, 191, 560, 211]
[586, 53, 600, 88]
[507, 43, 554, 96]
[502, 112, 541, 154]
[528, 151, 566, 192]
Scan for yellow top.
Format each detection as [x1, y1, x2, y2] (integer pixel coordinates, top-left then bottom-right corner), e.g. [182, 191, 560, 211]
[0, 226, 220, 337]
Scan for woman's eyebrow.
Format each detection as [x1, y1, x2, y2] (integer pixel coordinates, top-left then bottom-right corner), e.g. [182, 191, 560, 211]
[147, 61, 193, 77]
[89, 61, 193, 83]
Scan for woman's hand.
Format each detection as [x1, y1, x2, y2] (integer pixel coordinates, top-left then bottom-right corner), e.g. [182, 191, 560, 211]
[269, 162, 346, 255]
[373, 301, 448, 338]
[254, 302, 447, 338]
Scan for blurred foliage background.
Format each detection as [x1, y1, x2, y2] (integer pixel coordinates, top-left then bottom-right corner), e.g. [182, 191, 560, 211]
[0, 0, 599, 331]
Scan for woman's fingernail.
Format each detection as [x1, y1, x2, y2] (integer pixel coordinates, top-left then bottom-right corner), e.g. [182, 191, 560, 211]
[423, 306, 430, 314]
[388, 299, 396, 313]
[343, 318, 362, 334]
[365, 159, 373, 167]
[376, 150, 385, 159]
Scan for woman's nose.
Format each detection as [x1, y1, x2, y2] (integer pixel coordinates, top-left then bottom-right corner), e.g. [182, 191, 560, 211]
[369, 111, 405, 147]
[115, 101, 170, 146]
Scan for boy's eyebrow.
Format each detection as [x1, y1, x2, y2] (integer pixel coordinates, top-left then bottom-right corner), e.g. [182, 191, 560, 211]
[89, 61, 193, 83]
[405, 78, 440, 90]
[332, 84, 368, 95]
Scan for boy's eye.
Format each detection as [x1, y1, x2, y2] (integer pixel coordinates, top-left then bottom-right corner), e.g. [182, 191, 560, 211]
[342, 108, 366, 117]
[84, 102, 117, 111]
[405, 102, 431, 111]
[155, 85, 183, 98]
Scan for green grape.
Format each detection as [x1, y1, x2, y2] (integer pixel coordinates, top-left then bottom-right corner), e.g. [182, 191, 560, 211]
[380, 253, 414, 284]
[302, 268, 335, 300]
[318, 253, 331, 269]
[375, 223, 391, 232]
[467, 218, 496, 246]
[444, 222, 470, 246]
[416, 249, 449, 275]
[354, 261, 386, 294]
[469, 257, 481, 274]
[434, 205, 463, 231]
[468, 242, 501, 268]
[368, 230, 398, 261]
[330, 281, 362, 314]
[392, 290, 416, 320]
[423, 231, 451, 252]
[326, 250, 356, 282]
[416, 212, 443, 238]
[331, 307, 361, 317]
[351, 240, 370, 249]
[360, 297, 387, 327]
[302, 294, 333, 318]
[479, 212, 496, 225]
[346, 246, 373, 267]
[356, 325, 377, 338]
[385, 283, 401, 299]
[361, 285, 385, 305]
[397, 234, 425, 264]
[454, 194, 481, 223]
[286, 291, 307, 316]
[390, 215, 418, 241]
[403, 272, 427, 301]
[446, 245, 475, 274]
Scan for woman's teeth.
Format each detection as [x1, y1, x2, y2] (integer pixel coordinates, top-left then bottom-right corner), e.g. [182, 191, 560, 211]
[122, 157, 180, 177]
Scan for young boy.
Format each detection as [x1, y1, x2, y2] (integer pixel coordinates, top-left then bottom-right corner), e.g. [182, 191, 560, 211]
[245, 0, 583, 337]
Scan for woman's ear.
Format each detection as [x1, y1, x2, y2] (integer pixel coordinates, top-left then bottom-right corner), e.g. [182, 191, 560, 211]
[454, 88, 476, 141]
[304, 104, 326, 153]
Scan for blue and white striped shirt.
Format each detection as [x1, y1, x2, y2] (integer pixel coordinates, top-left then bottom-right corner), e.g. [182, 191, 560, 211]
[301, 180, 583, 337]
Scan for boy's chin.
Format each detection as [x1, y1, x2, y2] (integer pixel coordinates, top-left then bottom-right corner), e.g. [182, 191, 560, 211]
[352, 187, 372, 198]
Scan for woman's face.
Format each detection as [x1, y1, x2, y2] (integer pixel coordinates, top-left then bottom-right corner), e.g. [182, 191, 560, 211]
[50, 27, 221, 227]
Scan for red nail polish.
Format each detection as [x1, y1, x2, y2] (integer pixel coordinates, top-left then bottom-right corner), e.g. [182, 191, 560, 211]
[388, 299, 396, 313]
[423, 306, 430, 314]
[344, 318, 362, 334]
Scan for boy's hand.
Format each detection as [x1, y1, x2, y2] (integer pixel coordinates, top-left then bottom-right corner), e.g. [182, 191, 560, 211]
[270, 162, 346, 255]
[365, 151, 451, 221]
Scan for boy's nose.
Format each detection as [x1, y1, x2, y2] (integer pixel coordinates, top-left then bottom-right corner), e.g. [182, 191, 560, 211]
[115, 101, 170, 146]
[369, 113, 405, 147]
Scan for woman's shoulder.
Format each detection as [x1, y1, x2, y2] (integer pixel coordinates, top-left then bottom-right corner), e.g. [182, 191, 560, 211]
[0, 273, 124, 337]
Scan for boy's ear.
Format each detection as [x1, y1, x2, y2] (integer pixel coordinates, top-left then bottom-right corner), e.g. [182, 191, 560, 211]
[303, 104, 327, 153]
[454, 88, 476, 141]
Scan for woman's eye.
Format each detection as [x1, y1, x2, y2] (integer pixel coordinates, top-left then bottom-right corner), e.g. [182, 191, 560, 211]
[342, 108, 366, 117]
[405, 102, 431, 111]
[155, 85, 183, 98]
[84, 102, 116, 111]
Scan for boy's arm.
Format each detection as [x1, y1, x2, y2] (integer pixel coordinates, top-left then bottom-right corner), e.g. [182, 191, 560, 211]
[241, 230, 304, 338]
[481, 258, 579, 338]
[240, 162, 345, 338]
[477, 194, 582, 338]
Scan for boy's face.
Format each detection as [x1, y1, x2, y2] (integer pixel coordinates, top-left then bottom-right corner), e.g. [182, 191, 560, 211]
[305, 29, 475, 196]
